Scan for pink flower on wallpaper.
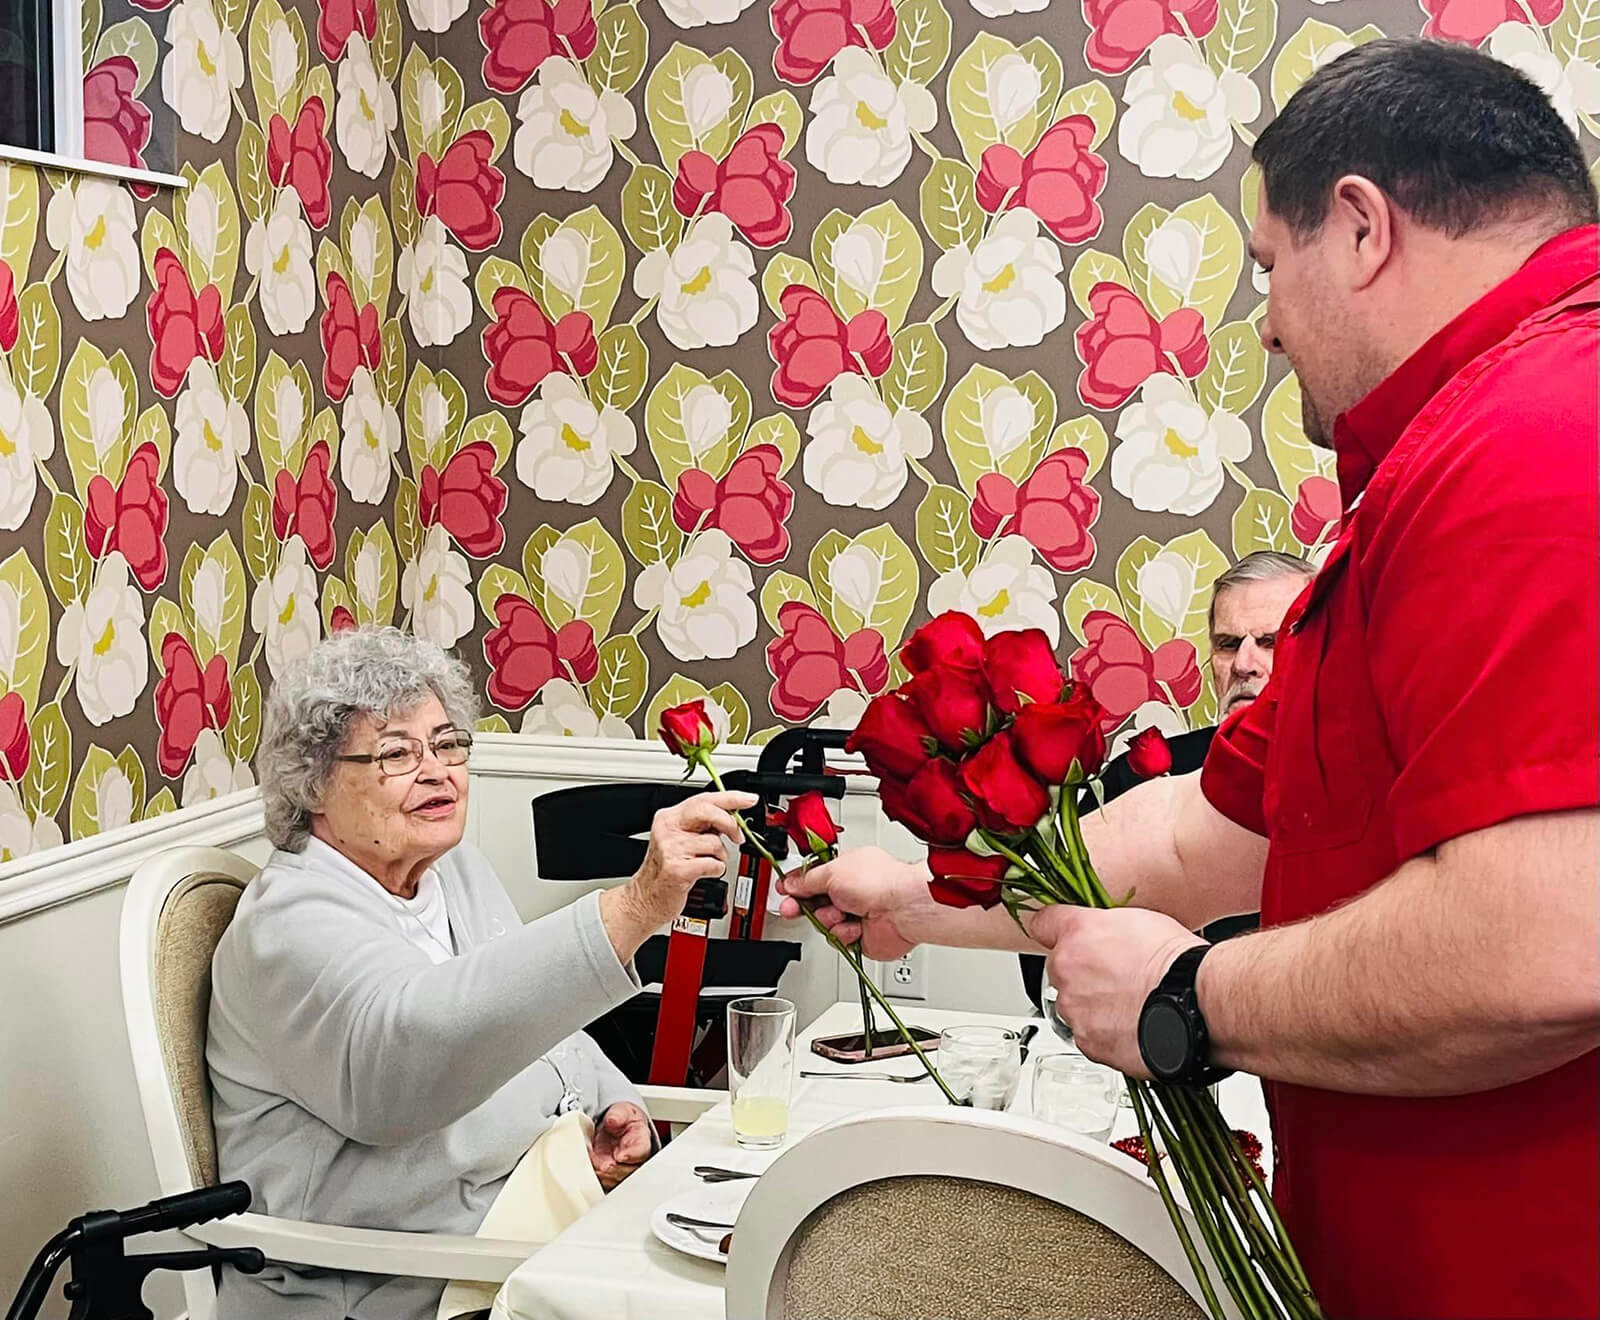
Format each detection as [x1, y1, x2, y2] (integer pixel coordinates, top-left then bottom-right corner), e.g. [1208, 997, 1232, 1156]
[479, 0, 598, 94]
[1292, 475, 1342, 547]
[85, 444, 170, 591]
[267, 97, 334, 230]
[146, 249, 224, 398]
[127, 0, 176, 10]
[1070, 610, 1202, 730]
[272, 441, 340, 570]
[484, 596, 599, 709]
[673, 125, 796, 249]
[771, 0, 896, 84]
[0, 692, 29, 782]
[329, 604, 358, 632]
[976, 118, 1108, 245]
[320, 272, 381, 402]
[672, 445, 796, 566]
[1419, 0, 1561, 44]
[766, 601, 889, 721]
[83, 58, 155, 198]
[154, 634, 231, 779]
[417, 132, 506, 252]
[972, 449, 1102, 573]
[419, 443, 509, 558]
[768, 285, 892, 408]
[482, 288, 597, 406]
[0, 262, 16, 355]
[1074, 282, 1208, 411]
[318, 0, 377, 60]
[1081, 0, 1219, 75]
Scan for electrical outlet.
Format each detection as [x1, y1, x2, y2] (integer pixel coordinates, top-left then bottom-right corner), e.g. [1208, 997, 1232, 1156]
[877, 947, 927, 1001]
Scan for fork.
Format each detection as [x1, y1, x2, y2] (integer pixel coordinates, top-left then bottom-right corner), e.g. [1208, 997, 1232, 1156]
[800, 1068, 932, 1082]
[693, 1165, 761, 1183]
[666, 1212, 737, 1233]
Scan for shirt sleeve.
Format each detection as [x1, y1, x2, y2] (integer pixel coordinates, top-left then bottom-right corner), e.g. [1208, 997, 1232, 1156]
[1200, 677, 1276, 838]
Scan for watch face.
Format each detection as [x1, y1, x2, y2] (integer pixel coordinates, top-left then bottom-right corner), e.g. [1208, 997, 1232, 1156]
[1140, 1001, 1192, 1077]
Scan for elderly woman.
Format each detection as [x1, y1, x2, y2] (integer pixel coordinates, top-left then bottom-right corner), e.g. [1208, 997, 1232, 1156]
[208, 628, 752, 1320]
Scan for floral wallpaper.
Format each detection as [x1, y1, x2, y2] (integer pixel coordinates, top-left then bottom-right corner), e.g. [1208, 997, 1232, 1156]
[0, 0, 1596, 861]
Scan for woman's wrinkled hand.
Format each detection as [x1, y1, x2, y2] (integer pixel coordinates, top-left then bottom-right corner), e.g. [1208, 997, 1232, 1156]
[589, 1102, 655, 1190]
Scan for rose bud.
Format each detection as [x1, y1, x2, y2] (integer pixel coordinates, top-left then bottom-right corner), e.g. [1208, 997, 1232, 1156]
[1011, 699, 1108, 786]
[981, 627, 1065, 715]
[901, 610, 985, 675]
[906, 665, 991, 753]
[659, 699, 718, 759]
[847, 692, 934, 782]
[960, 731, 1051, 834]
[927, 848, 1009, 909]
[886, 759, 979, 846]
[783, 789, 839, 857]
[1127, 727, 1174, 779]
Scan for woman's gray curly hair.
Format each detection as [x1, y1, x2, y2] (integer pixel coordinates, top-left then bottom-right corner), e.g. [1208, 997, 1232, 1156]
[258, 628, 479, 851]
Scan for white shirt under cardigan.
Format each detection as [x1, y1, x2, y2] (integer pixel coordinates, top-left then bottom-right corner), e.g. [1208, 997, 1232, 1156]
[207, 837, 644, 1320]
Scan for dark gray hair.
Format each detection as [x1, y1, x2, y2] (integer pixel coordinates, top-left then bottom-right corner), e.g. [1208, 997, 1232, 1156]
[1208, 552, 1316, 634]
[257, 627, 479, 851]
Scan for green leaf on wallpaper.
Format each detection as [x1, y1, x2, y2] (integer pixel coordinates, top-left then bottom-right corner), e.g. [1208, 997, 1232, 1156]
[316, 239, 349, 305]
[593, 635, 648, 720]
[21, 702, 69, 821]
[949, 34, 1036, 165]
[621, 478, 681, 567]
[226, 662, 263, 764]
[540, 520, 626, 636]
[1174, 196, 1243, 330]
[0, 548, 48, 713]
[1205, 0, 1277, 77]
[188, 533, 248, 671]
[759, 571, 817, 635]
[1261, 374, 1334, 498]
[391, 159, 418, 249]
[1133, 530, 1230, 652]
[941, 364, 1049, 495]
[823, 202, 922, 333]
[539, 207, 626, 328]
[403, 363, 439, 474]
[59, 341, 120, 503]
[1271, 19, 1370, 113]
[43, 493, 91, 610]
[379, 322, 406, 407]
[476, 714, 512, 735]
[349, 520, 399, 627]
[621, 164, 680, 255]
[743, 413, 800, 475]
[885, 0, 952, 87]
[520, 524, 559, 616]
[218, 0, 251, 35]
[237, 123, 271, 227]
[807, 529, 849, 630]
[746, 91, 803, 156]
[748, 726, 784, 746]
[518, 215, 559, 305]
[115, 748, 146, 823]
[147, 597, 188, 669]
[1239, 161, 1261, 232]
[395, 478, 423, 566]
[143, 788, 179, 822]
[248, 0, 304, 126]
[457, 100, 512, 160]
[710, 372, 751, 458]
[95, 19, 158, 97]
[645, 43, 725, 174]
[80, 0, 102, 66]
[918, 159, 982, 255]
[371, 0, 402, 81]
[760, 253, 819, 319]
[1068, 249, 1132, 317]
[1124, 197, 1242, 329]
[915, 484, 977, 577]
[401, 45, 451, 161]
[1048, 415, 1108, 482]
[1015, 371, 1056, 463]
[826, 525, 919, 650]
[411, 367, 467, 471]
[14, 283, 60, 401]
[1552, 0, 1600, 65]
[476, 564, 531, 623]
[255, 353, 313, 481]
[708, 683, 750, 744]
[710, 49, 753, 160]
[220, 306, 257, 405]
[0, 163, 38, 285]
[1120, 201, 1164, 311]
[883, 322, 947, 416]
[1018, 38, 1063, 150]
[1113, 535, 1159, 641]
[69, 746, 119, 843]
[242, 484, 275, 584]
[1231, 488, 1299, 560]
[1197, 321, 1268, 418]
[343, 196, 394, 312]
[590, 3, 649, 95]
[1063, 577, 1124, 648]
[462, 413, 513, 474]
[645, 363, 740, 489]
[592, 325, 649, 414]
[140, 208, 181, 286]
[1055, 80, 1115, 150]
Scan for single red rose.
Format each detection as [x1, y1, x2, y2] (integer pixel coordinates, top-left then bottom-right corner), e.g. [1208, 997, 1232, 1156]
[154, 634, 231, 778]
[329, 604, 358, 632]
[1127, 727, 1173, 779]
[927, 848, 1009, 909]
[84, 444, 169, 590]
[673, 445, 795, 565]
[901, 611, 986, 676]
[891, 759, 979, 846]
[82, 58, 154, 197]
[770, 0, 896, 84]
[1081, 0, 1219, 74]
[1419, 0, 1560, 43]
[267, 96, 333, 229]
[972, 449, 1101, 573]
[1292, 475, 1341, 547]
[961, 731, 1050, 834]
[479, 0, 597, 94]
[320, 271, 382, 402]
[483, 595, 596, 708]
[1069, 611, 1202, 730]
[659, 698, 719, 759]
[417, 131, 506, 252]
[783, 789, 839, 856]
[271, 441, 339, 569]
[768, 285, 891, 408]
[1074, 282, 1209, 411]
[1011, 694, 1108, 786]
[0, 262, 16, 355]
[905, 665, 991, 753]
[419, 442, 508, 558]
[981, 628, 1065, 716]
[317, 0, 377, 59]
[0, 692, 29, 782]
[674, 125, 796, 248]
[765, 601, 887, 721]
[976, 117, 1107, 245]
[481, 287, 596, 405]
[146, 248, 225, 398]
[846, 692, 933, 783]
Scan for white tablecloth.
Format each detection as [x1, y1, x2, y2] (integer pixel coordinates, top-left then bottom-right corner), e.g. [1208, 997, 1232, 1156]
[493, 1002, 1273, 1320]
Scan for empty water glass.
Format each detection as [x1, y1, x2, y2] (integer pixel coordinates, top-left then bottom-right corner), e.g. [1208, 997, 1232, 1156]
[1031, 1052, 1122, 1141]
[938, 1025, 1022, 1109]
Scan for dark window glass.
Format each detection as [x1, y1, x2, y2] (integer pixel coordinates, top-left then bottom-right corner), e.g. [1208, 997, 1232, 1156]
[0, 0, 51, 151]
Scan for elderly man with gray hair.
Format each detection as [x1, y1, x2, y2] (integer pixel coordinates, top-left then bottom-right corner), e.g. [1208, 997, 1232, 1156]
[207, 627, 754, 1320]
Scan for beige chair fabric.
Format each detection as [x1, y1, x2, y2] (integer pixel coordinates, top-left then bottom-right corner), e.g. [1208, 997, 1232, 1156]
[153, 870, 250, 1187]
[781, 1174, 1206, 1320]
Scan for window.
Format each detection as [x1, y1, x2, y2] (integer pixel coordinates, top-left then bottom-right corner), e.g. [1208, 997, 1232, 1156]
[0, 0, 75, 155]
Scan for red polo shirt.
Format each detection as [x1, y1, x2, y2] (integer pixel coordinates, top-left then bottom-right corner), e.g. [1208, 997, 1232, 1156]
[1202, 224, 1600, 1319]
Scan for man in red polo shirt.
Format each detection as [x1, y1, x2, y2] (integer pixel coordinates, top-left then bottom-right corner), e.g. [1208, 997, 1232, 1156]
[783, 39, 1598, 1319]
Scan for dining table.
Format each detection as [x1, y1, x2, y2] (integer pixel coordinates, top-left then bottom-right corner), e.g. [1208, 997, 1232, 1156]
[490, 1000, 1274, 1320]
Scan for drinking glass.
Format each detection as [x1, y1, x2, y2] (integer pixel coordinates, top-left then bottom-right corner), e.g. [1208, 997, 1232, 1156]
[1031, 1053, 1122, 1141]
[727, 997, 796, 1149]
[937, 1025, 1023, 1110]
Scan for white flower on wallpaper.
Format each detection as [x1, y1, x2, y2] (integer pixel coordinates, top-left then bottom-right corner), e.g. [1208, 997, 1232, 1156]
[633, 529, 757, 661]
[245, 190, 316, 336]
[1110, 375, 1252, 515]
[95, 766, 137, 834]
[816, 687, 869, 729]
[0, 364, 53, 532]
[928, 536, 1060, 644]
[634, 215, 759, 350]
[336, 35, 398, 179]
[657, 0, 761, 29]
[399, 215, 473, 348]
[519, 678, 635, 737]
[44, 180, 140, 323]
[173, 360, 250, 516]
[406, 0, 470, 33]
[1486, 23, 1600, 136]
[516, 375, 637, 505]
[340, 369, 402, 504]
[1135, 547, 1198, 631]
[932, 209, 1066, 350]
[682, 65, 736, 140]
[55, 553, 148, 727]
[251, 536, 321, 678]
[181, 728, 255, 806]
[87, 362, 130, 465]
[970, 0, 1048, 15]
[803, 376, 933, 509]
[161, 0, 245, 143]
[402, 524, 475, 649]
[806, 49, 938, 187]
[977, 381, 1037, 467]
[986, 53, 1042, 141]
[1119, 35, 1259, 182]
[1143, 216, 1206, 303]
[0, 781, 63, 863]
[514, 60, 636, 192]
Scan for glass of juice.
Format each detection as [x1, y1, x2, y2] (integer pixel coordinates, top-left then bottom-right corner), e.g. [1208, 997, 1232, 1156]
[727, 996, 796, 1149]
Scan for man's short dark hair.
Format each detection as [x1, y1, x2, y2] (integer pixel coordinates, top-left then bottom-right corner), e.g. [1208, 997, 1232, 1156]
[1253, 38, 1598, 239]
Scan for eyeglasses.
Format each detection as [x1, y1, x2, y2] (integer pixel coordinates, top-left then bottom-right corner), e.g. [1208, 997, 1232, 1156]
[335, 730, 474, 778]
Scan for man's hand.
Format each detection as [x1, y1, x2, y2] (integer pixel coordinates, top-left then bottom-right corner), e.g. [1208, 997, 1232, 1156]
[776, 846, 931, 959]
[588, 1102, 654, 1190]
[1033, 906, 1205, 1077]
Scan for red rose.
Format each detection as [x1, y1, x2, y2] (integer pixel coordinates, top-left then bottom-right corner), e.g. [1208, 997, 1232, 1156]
[482, 288, 597, 405]
[901, 611, 985, 675]
[479, 0, 597, 93]
[1082, 0, 1219, 75]
[906, 665, 991, 753]
[83, 58, 154, 195]
[783, 789, 839, 856]
[659, 698, 719, 758]
[1420, 0, 1560, 43]
[884, 759, 977, 846]
[767, 285, 892, 408]
[317, 0, 376, 59]
[483, 595, 597, 709]
[1074, 282, 1208, 411]
[765, 601, 888, 721]
[976, 118, 1108, 245]
[146, 248, 225, 398]
[927, 848, 1009, 909]
[972, 449, 1101, 573]
[329, 604, 358, 632]
[85, 444, 169, 590]
[846, 692, 932, 782]
[961, 731, 1050, 834]
[0, 262, 16, 355]
[1126, 727, 1173, 779]
[154, 634, 231, 778]
[419, 442, 508, 558]
[0, 692, 29, 782]
[320, 271, 381, 402]
[673, 445, 795, 565]
[417, 131, 506, 252]
[267, 97, 333, 230]
[1291, 475, 1341, 547]
[271, 441, 339, 569]
[981, 628, 1064, 716]
[1069, 611, 1202, 729]
[771, 0, 896, 84]
[673, 125, 796, 248]
[1011, 692, 1108, 786]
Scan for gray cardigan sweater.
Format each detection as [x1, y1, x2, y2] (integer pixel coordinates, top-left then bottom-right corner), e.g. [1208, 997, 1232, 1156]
[207, 837, 643, 1320]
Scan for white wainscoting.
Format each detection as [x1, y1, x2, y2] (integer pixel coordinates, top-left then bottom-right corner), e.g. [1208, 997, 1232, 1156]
[0, 735, 1030, 1314]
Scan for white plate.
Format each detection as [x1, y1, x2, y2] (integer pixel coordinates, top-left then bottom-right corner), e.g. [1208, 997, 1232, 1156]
[649, 1179, 757, 1265]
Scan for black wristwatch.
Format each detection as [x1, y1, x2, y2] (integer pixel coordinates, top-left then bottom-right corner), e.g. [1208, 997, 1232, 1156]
[1137, 944, 1233, 1086]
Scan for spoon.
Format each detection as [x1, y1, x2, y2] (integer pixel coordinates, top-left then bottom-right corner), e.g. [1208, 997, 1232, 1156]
[693, 1165, 761, 1182]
